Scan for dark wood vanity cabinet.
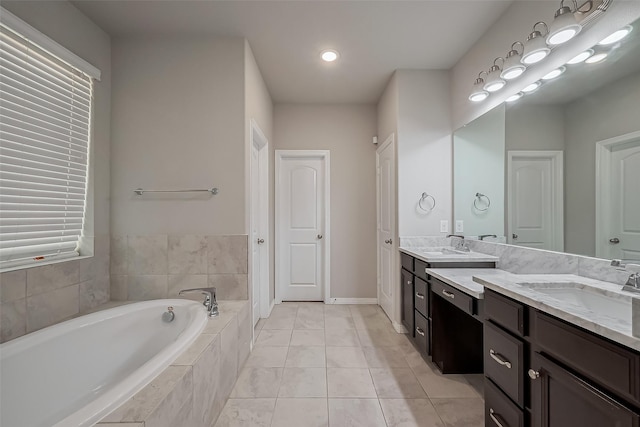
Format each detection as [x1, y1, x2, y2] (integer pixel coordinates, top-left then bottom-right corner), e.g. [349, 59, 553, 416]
[484, 288, 640, 427]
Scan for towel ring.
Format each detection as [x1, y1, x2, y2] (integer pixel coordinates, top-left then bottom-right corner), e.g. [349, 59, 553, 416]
[474, 193, 490, 211]
[419, 192, 436, 212]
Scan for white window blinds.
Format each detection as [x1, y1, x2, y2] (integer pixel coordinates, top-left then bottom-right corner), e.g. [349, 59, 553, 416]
[0, 23, 93, 269]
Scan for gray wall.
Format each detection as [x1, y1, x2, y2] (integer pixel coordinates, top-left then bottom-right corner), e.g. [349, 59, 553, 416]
[0, 0, 111, 342]
[274, 104, 378, 299]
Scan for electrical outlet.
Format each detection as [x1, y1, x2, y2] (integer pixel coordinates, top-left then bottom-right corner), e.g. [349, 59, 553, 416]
[440, 220, 449, 233]
[455, 220, 464, 233]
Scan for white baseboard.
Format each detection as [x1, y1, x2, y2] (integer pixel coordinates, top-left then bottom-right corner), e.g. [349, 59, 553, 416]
[268, 300, 275, 316]
[326, 298, 378, 305]
[392, 321, 408, 334]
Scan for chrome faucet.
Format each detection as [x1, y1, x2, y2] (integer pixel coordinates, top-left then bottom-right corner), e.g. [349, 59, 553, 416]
[179, 287, 219, 317]
[446, 234, 469, 252]
[622, 273, 640, 294]
[478, 234, 497, 241]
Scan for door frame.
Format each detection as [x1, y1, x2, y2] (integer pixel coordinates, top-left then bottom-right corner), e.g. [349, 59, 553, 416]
[274, 150, 331, 304]
[376, 134, 400, 330]
[595, 130, 640, 258]
[249, 119, 270, 321]
[507, 150, 564, 251]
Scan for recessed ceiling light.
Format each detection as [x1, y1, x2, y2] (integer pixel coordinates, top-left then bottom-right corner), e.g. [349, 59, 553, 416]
[506, 92, 524, 102]
[542, 66, 566, 80]
[567, 49, 594, 64]
[585, 53, 607, 64]
[321, 50, 339, 62]
[599, 26, 633, 45]
[522, 81, 541, 93]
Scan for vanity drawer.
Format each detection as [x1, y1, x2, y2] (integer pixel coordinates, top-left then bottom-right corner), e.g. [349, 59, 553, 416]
[484, 321, 524, 406]
[485, 379, 524, 427]
[431, 278, 474, 315]
[414, 310, 429, 355]
[533, 311, 640, 406]
[414, 277, 429, 318]
[414, 259, 430, 281]
[485, 289, 525, 336]
[401, 252, 414, 272]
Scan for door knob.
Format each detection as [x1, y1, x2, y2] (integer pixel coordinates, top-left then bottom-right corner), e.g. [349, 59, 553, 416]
[609, 238, 620, 244]
[317, 234, 323, 240]
[257, 238, 264, 244]
[512, 233, 518, 239]
[385, 239, 392, 244]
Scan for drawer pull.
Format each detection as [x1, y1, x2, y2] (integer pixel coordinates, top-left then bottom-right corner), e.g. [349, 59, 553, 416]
[489, 409, 506, 427]
[489, 349, 512, 369]
[416, 326, 426, 337]
[528, 369, 540, 380]
[415, 292, 425, 299]
[407, 281, 412, 285]
[442, 289, 455, 299]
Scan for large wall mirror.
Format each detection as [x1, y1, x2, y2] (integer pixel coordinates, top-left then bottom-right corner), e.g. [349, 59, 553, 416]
[454, 17, 640, 262]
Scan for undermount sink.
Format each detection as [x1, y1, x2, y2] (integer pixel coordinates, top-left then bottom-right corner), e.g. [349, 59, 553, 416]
[417, 247, 470, 256]
[517, 282, 632, 323]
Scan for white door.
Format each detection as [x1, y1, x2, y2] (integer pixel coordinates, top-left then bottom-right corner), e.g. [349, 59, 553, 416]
[276, 151, 329, 301]
[605, 143, 640, 260]
[377, 135, 395, 319]
[250, 141, 261, 326]
[508, 151, 563, 251]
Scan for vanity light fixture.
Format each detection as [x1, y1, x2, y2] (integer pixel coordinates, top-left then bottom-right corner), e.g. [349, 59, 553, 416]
[506, 92, 524, 102]
[522, 81, 541, 93]
[321, 49, 339, 62]
[522, 22, 551, 65]
[598, 25, 632, 45]
[566, 49, 594, 64]
[484, 58, 507, 92]
[547, 0, 582, 46]
[469, 71, 489, 102]
[585, 52, 607, 63]
[501, 42, 526, 80]
[542, 66, 566, 80]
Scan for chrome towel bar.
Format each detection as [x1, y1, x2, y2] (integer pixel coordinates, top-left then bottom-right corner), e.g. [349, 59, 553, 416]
[134, 187, 219, 196]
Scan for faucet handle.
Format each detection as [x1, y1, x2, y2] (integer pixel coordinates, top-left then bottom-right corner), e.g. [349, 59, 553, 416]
[179, 287, 217, 302]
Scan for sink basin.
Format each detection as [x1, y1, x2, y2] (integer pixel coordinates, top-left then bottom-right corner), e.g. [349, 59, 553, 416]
[517, 282, 632, 323]
[415, 247, 470, 256]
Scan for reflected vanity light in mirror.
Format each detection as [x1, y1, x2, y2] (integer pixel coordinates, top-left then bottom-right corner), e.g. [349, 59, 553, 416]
[567, 49, 594, 64]
[522, 81, 541, 93]
[542, 66, 566, 80]
[547, 2, 582, 46]
[599, 25, 633, 45]
[585, 52, 608, 64]
[506, 92, 524, 102]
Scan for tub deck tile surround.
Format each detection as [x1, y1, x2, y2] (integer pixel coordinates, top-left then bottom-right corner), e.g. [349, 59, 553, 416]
[111, 234, 249, 302]
[95, 300, 251, 427]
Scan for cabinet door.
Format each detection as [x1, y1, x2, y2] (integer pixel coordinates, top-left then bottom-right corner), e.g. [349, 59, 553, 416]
[401, 268, 414, 336]
[530, 352, 640, 427]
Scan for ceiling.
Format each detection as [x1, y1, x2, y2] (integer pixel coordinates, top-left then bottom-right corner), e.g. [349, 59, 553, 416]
[72, 0, 514, 104]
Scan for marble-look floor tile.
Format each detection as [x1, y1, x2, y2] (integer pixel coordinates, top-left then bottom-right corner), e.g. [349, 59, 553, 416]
[263, 315, 296, 330]
[328, 399, 386, 427]
[244, 346, 289, 368]
[294, 312, 325, 330]
[412, 364, 480, 399]
[363, 346, 409, 368]
[324, 305, 352, 318]
[325, 329, 360, 346]
[290, 329, 325, 346]
[379, 399, 445, 427]
[271, 305, 299, 317]
[465, 374, 485, 398]
[325, 316, 356, 330]
[370, 367, 427, 398]
[255, 318, 266, 331]
[214, 398, 276, 427]
[285, 346, 326, 367]
[254, 329, 292, 347]
[431, 398, 485, 427]
[326, 346, 367, 368]
[327, 368, 376, 398]
[278, 367, 327, 398]
[230, 367, 283, 398]
[270, 398, 328, 427]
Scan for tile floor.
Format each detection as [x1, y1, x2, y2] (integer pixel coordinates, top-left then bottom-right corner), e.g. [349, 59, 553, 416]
[215, 303, 484, 427]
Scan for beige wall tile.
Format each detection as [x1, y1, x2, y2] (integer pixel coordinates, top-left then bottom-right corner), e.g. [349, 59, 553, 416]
[26, 261, 79, 297]
[110, 275, 128, 301]
[208, 274, 248, 300]
[192, 336, 222, 427]
[110, 235, 128, 274]
[128, 235, 168, 275]
[79, 276, 110, 312]
[27, 284, 79, 332]
[128, 275, 168, 300]
[207, 235, 248, 274]
[168, 234, 207, 275]
[168, 275, 208, 300]
[0, 270, 26, 303]
[1, 299, 26, 342]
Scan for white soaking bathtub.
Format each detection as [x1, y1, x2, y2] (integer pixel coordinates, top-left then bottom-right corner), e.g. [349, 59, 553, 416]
[0, 299, 208, 427]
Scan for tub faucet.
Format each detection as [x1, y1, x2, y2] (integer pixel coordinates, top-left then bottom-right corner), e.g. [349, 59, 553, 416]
[179, 287, 219, 317]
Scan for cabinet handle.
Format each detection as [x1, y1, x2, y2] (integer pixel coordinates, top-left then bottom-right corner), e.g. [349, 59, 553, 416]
[415, 292, 425, 299]
[489, 349, 512, 369]
[489, 409, 506, 427]
[528, 369, 540, 380]
[407, 281, 412, 285]
[442, 289, 455, 299]
[416, 327, 426, 337]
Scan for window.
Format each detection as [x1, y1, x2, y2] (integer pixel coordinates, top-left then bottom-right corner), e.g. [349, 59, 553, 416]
[0, 9, 100, 270]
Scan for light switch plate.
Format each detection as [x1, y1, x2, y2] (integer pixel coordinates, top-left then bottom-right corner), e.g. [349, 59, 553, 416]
[455, 220, 464, 233]
[440, 220, 448, 233]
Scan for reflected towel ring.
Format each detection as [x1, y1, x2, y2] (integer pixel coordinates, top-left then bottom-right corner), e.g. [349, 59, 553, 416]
[474, 193, 490, 211]
[419, 192, 436, 212]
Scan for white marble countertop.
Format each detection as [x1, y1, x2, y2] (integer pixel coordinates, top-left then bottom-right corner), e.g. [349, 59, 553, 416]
[473, 272, 640, 352]
[425, 268, 510, 299]
[400, 246, 499, 263]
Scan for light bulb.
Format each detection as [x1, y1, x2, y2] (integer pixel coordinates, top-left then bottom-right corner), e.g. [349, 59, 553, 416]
[470, 92, 489, 102]
[522, 82, 541, 93]
[506, 93, 523, 102]
[542, 67, 566, 80]
[321, 50, 338, 62]
[567, 50, 593, 64]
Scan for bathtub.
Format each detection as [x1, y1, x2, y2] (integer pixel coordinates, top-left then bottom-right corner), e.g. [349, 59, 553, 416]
[0, 299, 208, 427]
